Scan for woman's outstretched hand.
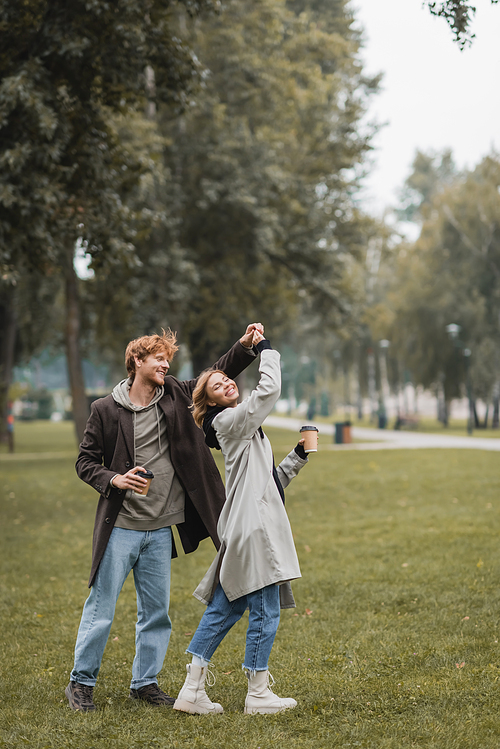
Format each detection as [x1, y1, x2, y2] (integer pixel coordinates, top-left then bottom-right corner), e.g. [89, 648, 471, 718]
[240, 323, 264, 348]
[252, 329, 265, 345]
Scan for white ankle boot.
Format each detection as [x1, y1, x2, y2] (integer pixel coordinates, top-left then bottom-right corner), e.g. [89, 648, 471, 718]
[244, 670, 297, 715]
[173, 663, 223, 714]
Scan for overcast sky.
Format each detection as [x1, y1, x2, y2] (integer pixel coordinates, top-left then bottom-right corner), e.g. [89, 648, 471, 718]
[352, 0, 500, 216]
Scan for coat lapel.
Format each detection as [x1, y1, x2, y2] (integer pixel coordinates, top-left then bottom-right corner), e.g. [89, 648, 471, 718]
[158, 394, 174, 438]
[117, 405, 134, 462]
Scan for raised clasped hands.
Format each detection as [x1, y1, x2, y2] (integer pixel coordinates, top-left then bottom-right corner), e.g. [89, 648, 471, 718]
[240, 322, 264, 348]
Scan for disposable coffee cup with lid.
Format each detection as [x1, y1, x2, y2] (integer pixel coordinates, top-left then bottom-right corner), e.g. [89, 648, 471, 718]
[135, 469, 154, 496]
[300, 425, 319, 453]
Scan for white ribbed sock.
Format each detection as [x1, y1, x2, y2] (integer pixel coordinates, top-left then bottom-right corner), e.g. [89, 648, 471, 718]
[191, 655, 209, 668]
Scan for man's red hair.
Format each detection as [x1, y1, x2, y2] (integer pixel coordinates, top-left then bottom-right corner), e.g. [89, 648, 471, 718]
[125, 329, 178, 381]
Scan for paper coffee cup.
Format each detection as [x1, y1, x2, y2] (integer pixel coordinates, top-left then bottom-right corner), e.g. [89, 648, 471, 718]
[135, 469, 154, 496]
[300, 425, 319, 453]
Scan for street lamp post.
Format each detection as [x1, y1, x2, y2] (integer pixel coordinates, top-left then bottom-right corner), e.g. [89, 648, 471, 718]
[366, 347, 377, 422]
[463, 348, 473, 435]
[445, 323, 473, 435]
[378, 339, 390, 429]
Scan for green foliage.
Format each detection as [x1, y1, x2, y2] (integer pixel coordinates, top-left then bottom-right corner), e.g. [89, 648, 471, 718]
[370, 151, 500, 410]
[3, 422, 500, 746]
[1, 0, 382, 388]
[1, 267, 63, 368]
[397, 149, 458, 223]
[0, 0, 221, 306]
[0, 0, 221, 438]
[5, 12, 123, 268]
[427, 0, 499, 48]
[96, 0, 381, 370]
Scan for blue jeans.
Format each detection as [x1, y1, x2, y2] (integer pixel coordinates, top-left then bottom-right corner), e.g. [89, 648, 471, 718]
[187, 583, 281, 672]
[70, 526, 172, 689]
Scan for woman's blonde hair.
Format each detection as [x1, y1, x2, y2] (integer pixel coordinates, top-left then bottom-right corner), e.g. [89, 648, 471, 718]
[191, 369, 226, 428]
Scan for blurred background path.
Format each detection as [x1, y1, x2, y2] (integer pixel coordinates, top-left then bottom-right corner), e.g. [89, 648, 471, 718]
[264, 416, 500, 452]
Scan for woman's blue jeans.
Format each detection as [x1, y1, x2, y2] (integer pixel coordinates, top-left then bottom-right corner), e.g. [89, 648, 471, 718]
[187, 583, 280, 672]
[70, 526, 172, 689]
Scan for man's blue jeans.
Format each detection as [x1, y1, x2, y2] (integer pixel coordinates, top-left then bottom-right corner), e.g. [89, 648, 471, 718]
[187, 583, 280, 672]
[70, 526, 172, 689]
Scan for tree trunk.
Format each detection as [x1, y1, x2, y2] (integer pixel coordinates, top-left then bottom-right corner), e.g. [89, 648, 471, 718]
[356, 363, 363, 421]
[443, 399, 450, 427]
[472, 399, 479, 428]
[493, 397, 499, 428]
[64, 251, 89, 444]
[0, 284, 17, 447]
[437, 378, 448, 425]
[492, 382, 499, 428]
[367, 348, 376, 422]
[343, 364, 351, 421]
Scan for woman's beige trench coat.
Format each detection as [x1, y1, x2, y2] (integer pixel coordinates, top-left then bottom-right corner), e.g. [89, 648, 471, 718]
[193, 347, 306, 606]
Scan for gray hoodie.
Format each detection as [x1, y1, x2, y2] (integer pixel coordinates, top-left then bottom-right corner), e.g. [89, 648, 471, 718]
[112, 378, 185, 531]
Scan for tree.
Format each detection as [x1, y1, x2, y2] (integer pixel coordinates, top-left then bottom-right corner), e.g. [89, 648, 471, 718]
[426, 0, 499, 48]
[0, 0, 216, 442]
[397, 149, 458, 223]
[376, 151, 500, 426]
[127, 0, 381, 371]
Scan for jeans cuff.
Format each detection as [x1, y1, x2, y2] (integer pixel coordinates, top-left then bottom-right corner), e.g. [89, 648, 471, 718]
[70, 672, 97, 687]
[130, 678, 158, 689]
[242, 665, 268, 676]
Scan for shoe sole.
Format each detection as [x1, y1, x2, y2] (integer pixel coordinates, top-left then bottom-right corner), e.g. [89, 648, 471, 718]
[244, 703, 297, 715]
[173, 698, 223, 714]
[129, 693, 175, 707]
[65, 684, 96, 712]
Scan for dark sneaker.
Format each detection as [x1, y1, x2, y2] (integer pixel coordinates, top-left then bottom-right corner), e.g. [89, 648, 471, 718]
[130, 683, 175, 706]
[65, 681, 96, 712]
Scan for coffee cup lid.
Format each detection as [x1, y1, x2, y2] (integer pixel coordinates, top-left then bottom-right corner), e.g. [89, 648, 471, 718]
[136, 469, 154, 479]
[300, 425, 319, 432]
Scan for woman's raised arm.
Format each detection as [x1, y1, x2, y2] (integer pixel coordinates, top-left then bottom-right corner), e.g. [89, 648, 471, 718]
[214, 342, 280, 441]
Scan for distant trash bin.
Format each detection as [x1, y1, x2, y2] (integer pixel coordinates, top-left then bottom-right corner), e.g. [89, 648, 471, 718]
[378, 413, 387, 429]
[335, 421, 352, 444]
[335, 422, 343, 443]
[343, 421, 352, 444]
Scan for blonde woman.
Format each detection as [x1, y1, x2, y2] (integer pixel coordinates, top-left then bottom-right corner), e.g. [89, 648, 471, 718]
[173, 330, 310, 715]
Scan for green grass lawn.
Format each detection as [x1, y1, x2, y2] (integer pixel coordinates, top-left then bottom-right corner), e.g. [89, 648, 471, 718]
[0, 419, 79, 454]
[1, 423, 500, 748]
